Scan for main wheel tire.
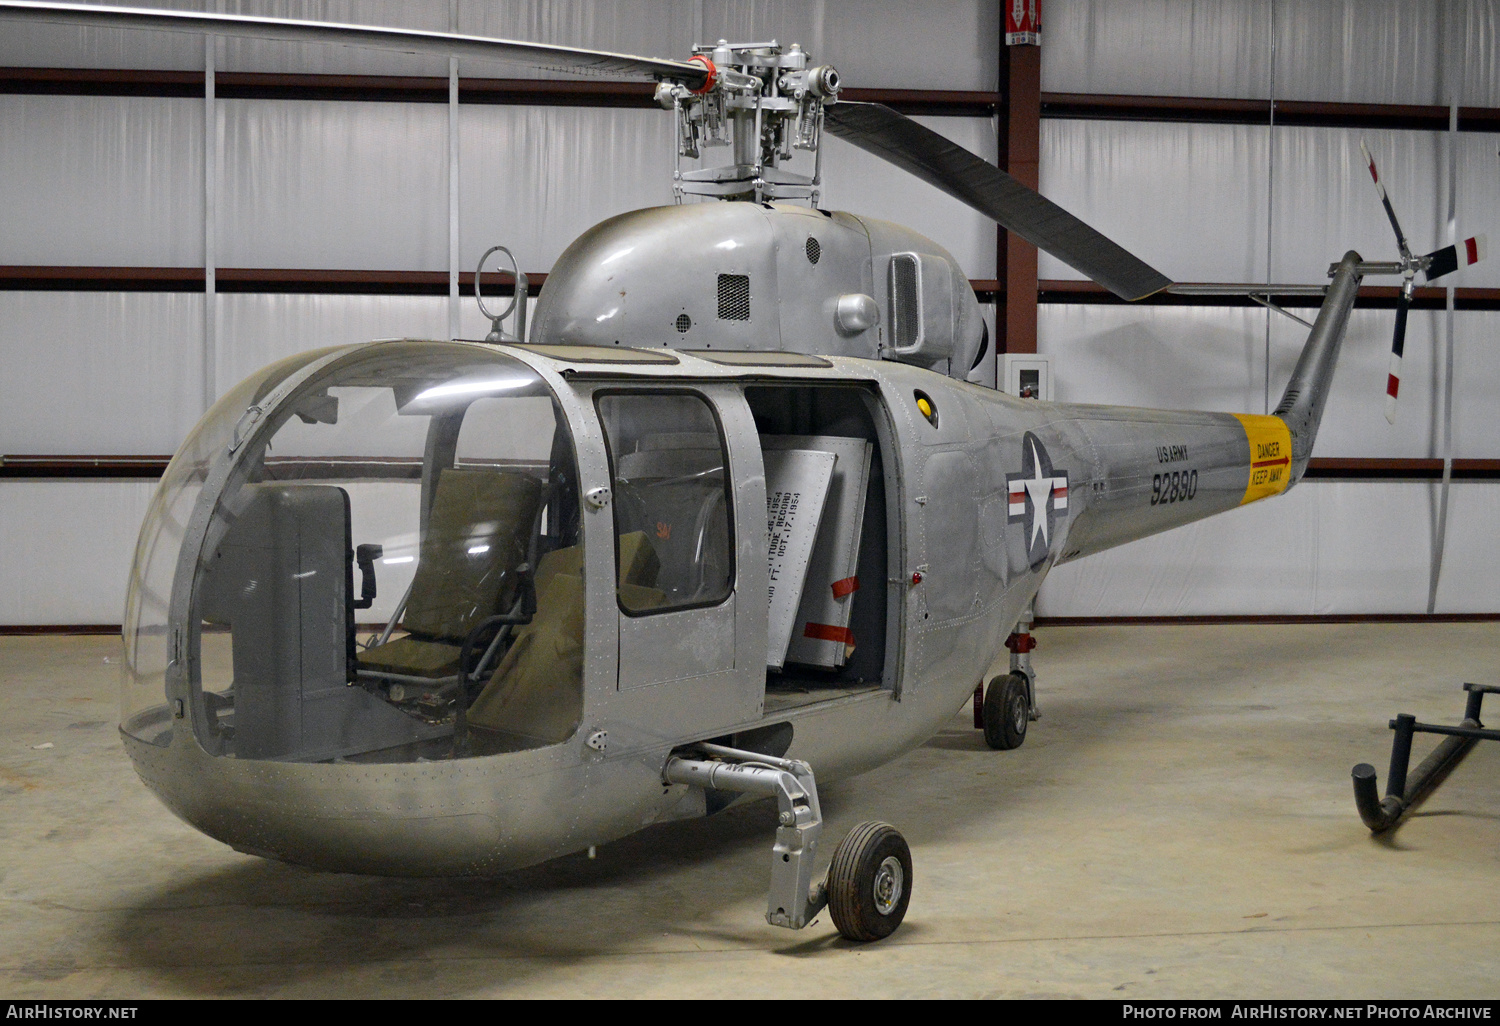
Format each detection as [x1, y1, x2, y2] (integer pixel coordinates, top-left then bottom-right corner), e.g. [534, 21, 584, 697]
[827, 821, 912, 942]
[983, 671, 1030, 750]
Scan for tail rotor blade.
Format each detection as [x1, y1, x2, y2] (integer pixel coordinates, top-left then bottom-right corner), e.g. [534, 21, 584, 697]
[824, 101, 1172, 301]
[1360, 139, 1414, 263]
[1423, 234, 1487, 283]
[1384, 289, 1411, 425]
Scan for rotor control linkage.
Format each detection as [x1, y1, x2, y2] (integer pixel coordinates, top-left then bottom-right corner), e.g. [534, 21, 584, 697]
[1352, 682, 1500, 833]
[663, 742, 827, 929]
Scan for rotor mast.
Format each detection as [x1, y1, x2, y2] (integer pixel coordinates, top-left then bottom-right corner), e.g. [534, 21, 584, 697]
[655, 40, 841, 205]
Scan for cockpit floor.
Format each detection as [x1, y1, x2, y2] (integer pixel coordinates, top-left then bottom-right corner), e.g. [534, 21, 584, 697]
[762, 680, 885, 714]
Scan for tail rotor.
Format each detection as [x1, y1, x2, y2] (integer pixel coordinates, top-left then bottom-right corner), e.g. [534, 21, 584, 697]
[1358, 140, 1486, 423]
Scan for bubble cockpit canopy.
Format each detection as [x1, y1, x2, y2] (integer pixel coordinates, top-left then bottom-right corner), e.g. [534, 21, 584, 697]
[122, 342, 585, 763]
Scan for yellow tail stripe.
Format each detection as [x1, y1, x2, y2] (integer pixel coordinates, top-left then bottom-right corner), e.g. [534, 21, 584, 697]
[1233, 414, 1293, 505]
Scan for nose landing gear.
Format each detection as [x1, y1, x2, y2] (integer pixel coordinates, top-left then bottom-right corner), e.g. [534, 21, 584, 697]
[826, 820, 913, 941]
[663, 742, 913, 942]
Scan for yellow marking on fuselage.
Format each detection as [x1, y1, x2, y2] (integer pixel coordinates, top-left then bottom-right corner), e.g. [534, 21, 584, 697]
[1233, 413, 1293, 505]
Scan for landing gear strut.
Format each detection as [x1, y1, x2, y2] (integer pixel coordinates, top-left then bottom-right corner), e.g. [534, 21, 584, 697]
[974, 604, 1041, 750]
[663, 742, 913, 942]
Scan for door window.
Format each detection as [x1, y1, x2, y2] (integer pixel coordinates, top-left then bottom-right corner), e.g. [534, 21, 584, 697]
[596, 392, 734, 614]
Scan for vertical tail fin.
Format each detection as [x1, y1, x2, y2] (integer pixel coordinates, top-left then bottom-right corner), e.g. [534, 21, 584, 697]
[1271, 251, 1365, 486]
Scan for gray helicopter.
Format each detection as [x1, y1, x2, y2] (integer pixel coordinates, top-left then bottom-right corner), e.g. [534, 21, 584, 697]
[5, 2, 1483, 943]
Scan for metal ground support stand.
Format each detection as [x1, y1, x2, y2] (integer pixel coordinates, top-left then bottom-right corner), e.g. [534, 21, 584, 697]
[1351, 682, 1500, 833]
[663, 742, 828, 929]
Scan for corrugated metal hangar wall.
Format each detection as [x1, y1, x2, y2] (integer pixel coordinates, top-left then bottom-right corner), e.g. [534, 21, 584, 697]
[1, 0, 1498, 624]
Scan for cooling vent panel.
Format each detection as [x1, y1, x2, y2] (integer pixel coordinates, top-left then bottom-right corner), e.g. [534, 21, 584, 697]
[889, 255, 920, 348]
[717, 274, 751, 320]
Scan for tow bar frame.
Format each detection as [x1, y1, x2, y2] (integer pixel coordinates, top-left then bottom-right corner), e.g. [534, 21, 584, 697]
[1351, 682, 1500, 833]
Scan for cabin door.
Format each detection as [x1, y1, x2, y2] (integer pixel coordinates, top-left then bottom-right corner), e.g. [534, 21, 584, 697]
[594, 386, 764, 734]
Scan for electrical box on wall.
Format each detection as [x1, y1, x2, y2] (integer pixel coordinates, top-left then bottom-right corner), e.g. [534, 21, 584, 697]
[1003, 354, 1053, 401]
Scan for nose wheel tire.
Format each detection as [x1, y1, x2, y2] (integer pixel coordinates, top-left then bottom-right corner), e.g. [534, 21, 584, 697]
[983, 671, 1029, 750]
[827, 821, 912, 942]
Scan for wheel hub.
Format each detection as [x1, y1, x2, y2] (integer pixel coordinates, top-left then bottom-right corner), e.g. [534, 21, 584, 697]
[872, 855, 904, 915]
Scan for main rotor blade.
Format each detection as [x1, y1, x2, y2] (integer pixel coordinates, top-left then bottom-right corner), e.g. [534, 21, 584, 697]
[824, 101, 1172, 301]
[0, 1, 710, 85]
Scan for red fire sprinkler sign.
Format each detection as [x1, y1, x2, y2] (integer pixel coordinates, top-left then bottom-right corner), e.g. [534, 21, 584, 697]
[1006, 0, 1041, 46]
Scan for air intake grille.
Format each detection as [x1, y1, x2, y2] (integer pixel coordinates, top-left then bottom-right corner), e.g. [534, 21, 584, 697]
[805, 237, 821, 264]
[889, 255, 920, 348]
[717, 274, 750, 320]
[675, 313, 692, 333]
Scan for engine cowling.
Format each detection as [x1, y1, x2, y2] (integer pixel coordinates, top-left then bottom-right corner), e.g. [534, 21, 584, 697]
[529, 201, 984, 378]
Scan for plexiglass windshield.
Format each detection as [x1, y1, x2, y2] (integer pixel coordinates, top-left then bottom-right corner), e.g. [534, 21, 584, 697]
[123, 342, 584, 763]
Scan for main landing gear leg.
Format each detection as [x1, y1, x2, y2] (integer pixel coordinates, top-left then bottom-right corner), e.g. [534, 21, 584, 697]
[976, 602, 1041, 750]
[662, 743, 912, 942]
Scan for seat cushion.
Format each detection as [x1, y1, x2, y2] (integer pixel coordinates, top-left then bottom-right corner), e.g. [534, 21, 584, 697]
[356, 636, 463, 678]
[533, 531, 659, 599]
[467, 572, 586, 745]
[402, 468, 542, 641]
[616, 530, 661, 588]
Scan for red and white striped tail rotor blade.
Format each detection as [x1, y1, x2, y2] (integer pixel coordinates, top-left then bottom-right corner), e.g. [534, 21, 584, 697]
[1384, 291, 1411, 425]
[1384, 352, 1402, 424]
[1360, 139, 1414, 261]
[1423, 234, 1488, 282]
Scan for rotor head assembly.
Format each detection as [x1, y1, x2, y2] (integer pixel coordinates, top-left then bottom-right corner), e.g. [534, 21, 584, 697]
[654, 40, 841, 204]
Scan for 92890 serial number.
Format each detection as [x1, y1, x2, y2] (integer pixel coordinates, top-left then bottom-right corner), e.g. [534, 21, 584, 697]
[1151, 469, 1198, 505]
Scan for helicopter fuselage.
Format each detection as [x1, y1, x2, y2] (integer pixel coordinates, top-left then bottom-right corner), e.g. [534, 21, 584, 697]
[122, 336, 1289, 876]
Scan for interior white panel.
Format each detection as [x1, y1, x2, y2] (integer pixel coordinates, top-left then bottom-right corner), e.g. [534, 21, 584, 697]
[0, 480, 157, 626]
[1267, 306, 1500, 460]
[1042, 0, 1272, 100]
[1038, 119, 1269, 285]
[1270, 0, 1457, 106]
[457, 0, 701, 82]
[0, 0, 994, 90]
[701, 0, 998, 91]
[0, 291, 204, 454]
[1442, 310, 1500, 459]
[216, 100, 448, 271]
[822, 116, 999, 279]
[1429, 482, 1500, 612]
[0, 0, 208, 70]
[1040, 119, 1500, 290]
[1044, 0, 1500, 107]
[1039, 481, 1500, 616]
[0, 95, 204, 268]
[457, 105, 676, 272]
[217, 0, 451, 77]
[1039, 304, 1269, 415]
[1042, 304, 1500, 460]
[1269, 126, 1500, 288]
[215, 293, 447, 393]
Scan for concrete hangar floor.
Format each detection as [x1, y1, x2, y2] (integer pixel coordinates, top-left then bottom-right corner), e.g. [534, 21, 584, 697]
[1, 622, 1497, 999]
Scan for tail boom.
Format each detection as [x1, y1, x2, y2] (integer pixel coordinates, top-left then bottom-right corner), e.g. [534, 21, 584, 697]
[1271, 250, 1365, 486]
